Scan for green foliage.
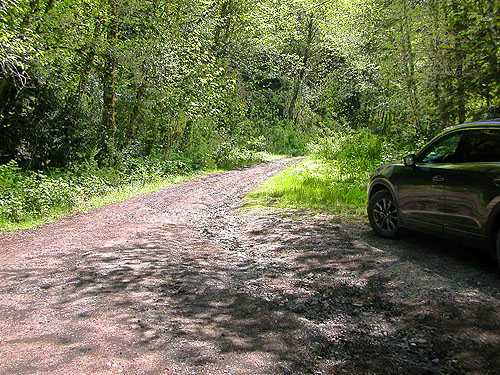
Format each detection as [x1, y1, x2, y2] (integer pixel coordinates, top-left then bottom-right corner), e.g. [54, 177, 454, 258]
[271, 125, 309, 156]
[0, 0, 498, 226]
[249, 129, 407, 214]
[246, 158, 366, 214]
[3, 0, 496, 171]
[0, 161, 79, 222]
[0, 148, 278, 228]
[213, 141, 280, 169]
[308, 129, 408, 206]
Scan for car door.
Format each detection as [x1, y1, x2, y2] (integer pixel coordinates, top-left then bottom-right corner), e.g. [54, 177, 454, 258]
[443, 129, 500, 239]
[394, 131, 465, 232]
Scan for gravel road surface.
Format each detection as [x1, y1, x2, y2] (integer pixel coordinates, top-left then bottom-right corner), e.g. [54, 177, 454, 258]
[1, 158, 499, 375]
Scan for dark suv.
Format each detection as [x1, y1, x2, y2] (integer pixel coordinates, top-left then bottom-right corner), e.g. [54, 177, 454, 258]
[367, 120, 500, 266]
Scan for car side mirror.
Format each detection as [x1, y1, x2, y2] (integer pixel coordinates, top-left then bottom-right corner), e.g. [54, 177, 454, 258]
[403, 154, 416, 167]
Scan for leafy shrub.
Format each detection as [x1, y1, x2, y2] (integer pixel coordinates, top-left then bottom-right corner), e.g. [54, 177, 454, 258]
[214, 141, 276, 169]
[0, 161, 79, 222]
[271, 125, 308, 156]
[0, 145, 277, 227]
[0, 154, 187, 224]
[304, 129, 403, 208]
[245, 136, 268, 152]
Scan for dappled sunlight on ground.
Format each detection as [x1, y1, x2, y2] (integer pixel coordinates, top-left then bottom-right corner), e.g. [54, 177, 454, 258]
[0, 159, 499, 374]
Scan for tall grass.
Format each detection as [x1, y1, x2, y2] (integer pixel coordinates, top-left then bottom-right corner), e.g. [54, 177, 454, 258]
[246, 130, 404, 215]
[245, 158, 366, 214]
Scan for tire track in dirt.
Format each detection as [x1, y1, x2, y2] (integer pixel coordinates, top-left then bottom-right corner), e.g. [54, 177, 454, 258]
[0, 158, 327, 375]
[1, 157, 500, 375]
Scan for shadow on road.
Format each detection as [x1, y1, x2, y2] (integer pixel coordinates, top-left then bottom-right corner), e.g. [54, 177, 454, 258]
[2, 211, 500, 374]
[235, 212, 500, 374]
[54, 223, 327, 374]
[362, 229, 500, 294]
[53, 213, 500, 374]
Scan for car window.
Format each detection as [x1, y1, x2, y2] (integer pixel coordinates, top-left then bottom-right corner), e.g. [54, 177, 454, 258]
[420, 132, 464, 164]
[462, 129, 500, 162]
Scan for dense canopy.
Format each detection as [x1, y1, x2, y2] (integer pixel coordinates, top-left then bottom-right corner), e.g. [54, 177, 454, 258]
[1, 0, 499, 169]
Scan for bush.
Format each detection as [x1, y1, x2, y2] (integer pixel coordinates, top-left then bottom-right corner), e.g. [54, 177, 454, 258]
[247, 130, 403, 215]
[267, 124, 308, 156]
[0, 154, 190, 224]
[0, 144, 278, 228]
[0, 161, 79, 222]
[302, 129, 403, 209]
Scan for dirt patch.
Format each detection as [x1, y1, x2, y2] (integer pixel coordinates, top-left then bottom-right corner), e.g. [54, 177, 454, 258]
[0, 159, 499, 375]
[238, 210, 500, 374]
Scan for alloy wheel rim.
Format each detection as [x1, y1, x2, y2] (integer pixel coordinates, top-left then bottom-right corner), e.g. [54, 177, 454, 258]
[373, 198, 398, 233]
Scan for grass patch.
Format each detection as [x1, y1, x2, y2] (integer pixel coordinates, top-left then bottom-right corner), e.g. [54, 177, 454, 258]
[76, 170, 209, 212]
[245, 129, 411, 218]
[245, 158, 367, 217]
[0, 205, 73, 232]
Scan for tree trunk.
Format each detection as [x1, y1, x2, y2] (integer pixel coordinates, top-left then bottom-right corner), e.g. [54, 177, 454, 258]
[400, 2, 420, 129]
[21, 0, 40, 28]
[35, 0, 55, 33]
[449, 0, 467, 124]
[0, 76, 17, 119]
[128, 81, 146, 139]
[213, 0, 232, 57]
[77, 21, 101, 100]
[101, 1, 119, 151]
[455, 45, 466, 124]
[288, 16, 316, 123]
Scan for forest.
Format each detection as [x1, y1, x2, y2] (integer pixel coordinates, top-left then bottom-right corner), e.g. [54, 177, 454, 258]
[0, 0, 499, 227]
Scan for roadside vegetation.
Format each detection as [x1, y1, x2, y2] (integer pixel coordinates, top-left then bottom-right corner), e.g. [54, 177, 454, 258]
[1, 0, 498, 229]
[247, 131, 423, 216]
[0, 150, 280, 231]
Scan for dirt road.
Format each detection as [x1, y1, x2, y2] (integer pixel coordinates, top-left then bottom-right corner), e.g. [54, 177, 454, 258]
[1, 159, 499, 375]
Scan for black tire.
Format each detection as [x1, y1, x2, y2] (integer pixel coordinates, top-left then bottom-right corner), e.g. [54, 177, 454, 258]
[496, 229, 500, 269]
[368, 190, 405, 238]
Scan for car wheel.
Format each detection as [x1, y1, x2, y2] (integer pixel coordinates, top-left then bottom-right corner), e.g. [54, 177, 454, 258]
[496, 228, 500, 268]
[368, 190, 405, 238]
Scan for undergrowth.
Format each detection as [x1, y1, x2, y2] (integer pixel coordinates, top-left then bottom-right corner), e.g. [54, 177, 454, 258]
[0, 150, 281, 231]
[245, 158, 367, 216]
[246, 130, 412, 215]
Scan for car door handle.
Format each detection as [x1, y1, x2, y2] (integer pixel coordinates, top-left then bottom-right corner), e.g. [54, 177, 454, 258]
[432, 175, 445, 183]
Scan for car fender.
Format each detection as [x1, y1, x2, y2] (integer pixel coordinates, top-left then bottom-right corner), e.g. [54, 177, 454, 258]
[368, 177, 398, 203]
